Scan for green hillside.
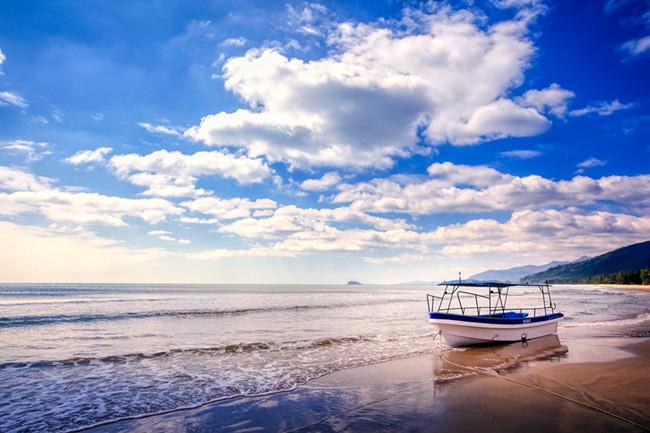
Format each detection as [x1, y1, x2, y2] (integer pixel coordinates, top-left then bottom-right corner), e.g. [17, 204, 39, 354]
[521, 240, 650, 284]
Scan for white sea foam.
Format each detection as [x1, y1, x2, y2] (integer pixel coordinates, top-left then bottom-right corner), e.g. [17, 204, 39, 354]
[560, 310, 650, 328]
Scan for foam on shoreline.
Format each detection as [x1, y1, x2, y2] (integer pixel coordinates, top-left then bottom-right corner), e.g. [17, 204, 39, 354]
[81, 330, 650, 433]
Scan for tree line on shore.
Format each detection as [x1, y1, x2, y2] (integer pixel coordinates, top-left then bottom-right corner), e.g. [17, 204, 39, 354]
[544, 268, 650, 285]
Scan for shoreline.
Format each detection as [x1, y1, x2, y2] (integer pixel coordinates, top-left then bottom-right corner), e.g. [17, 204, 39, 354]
[83, 331, 650, 433]
[566, 284, 650, 293]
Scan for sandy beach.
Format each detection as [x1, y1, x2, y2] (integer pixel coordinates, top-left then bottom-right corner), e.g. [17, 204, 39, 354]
[82, 325, 650, 433]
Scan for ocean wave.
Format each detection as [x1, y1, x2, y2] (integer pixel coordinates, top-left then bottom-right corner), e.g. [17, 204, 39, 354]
[0, 331, 439, 371]
[0, 297, 420, 328]
[560, 310, 650, 328]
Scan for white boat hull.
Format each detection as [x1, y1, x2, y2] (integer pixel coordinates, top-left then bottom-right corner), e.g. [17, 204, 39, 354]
[431, 315, 563, 346]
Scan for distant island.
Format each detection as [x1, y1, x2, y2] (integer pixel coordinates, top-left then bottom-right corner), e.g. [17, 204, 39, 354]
[521, 240, 650, 285]
[346, 281, 362, 285]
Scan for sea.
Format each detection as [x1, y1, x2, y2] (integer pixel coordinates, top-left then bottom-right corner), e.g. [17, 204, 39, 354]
[1, 283, 649, 433]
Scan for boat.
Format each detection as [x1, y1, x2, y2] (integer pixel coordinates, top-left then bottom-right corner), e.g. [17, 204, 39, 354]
[427, 278, 563, 346]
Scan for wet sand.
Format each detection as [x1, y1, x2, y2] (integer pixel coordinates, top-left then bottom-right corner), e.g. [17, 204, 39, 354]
[82, 330, 650, 433]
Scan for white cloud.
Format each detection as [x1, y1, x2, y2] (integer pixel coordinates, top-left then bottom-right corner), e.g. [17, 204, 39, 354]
[186, 5, 556, 168]
[148, 230, 191, 244]
[0, 166, 54, 192]
[0, 51, 28, 109]
[300, 172, 341, 191]
[286, 3, 331, 37]
[65, 147, 113, 165]
[577, 157, 607, 168]
[138, 122, 183, 137]
[192, 206, 650, 263]
[188, 245, 296, 260]
[492, 0, 545, 8]
[109, 149, 273, 196]
[570, 99, 634, 117]
[0, 91, 28, 109]
[221, 37, 247, 47]
[517, 83, 575, 118]
[0, 190, 184, 225]
[215, 205, 415, 242]
[180, 216, 220, 224]
[51, 108, 64, 123]
[1, 140, 51, 161]
[361, 253, 431, 265]
[445, 99, 551, 143]
[0, 166, 184, 225]
[500, 149, 542, 159]
[430, 208, 650, 259]
[621, 34, 650, 56]
[181, 196, 278, 220]
[333, 162, 650, 214]
[426, 161, 511, 187]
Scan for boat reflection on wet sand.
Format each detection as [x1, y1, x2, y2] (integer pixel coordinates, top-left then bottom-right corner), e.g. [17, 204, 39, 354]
[434, 334, 569, 382]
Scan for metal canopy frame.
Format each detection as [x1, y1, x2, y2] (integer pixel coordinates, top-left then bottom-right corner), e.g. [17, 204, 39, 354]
[427, 281, 557, 318]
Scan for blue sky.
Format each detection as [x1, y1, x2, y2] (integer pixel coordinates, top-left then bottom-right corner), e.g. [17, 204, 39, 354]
[0, 0, 648, 283]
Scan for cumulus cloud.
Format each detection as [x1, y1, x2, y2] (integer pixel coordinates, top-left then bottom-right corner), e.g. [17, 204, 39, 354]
[300, 172, 341, 191]
[517, 83, 575, 118]
[0, 166, 55, 192]
[0, 166, 183, 225]
[333, 162, 650, 214]
[186, 5, 556, 168]
[0, 190, 183, 225]
[109, 149, 273, 196]
[430, 208, 650, 259]
[181, 196, 278, 220]
[65, 147, 113, 165]
[215, 205, 415, 243]
[190, 206, 650, 262]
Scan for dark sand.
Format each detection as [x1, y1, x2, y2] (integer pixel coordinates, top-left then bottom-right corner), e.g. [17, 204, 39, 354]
[81, 329, 650, 433]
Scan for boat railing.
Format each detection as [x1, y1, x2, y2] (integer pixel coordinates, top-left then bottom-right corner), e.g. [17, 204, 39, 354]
[427, 293, 557, 318]
[456, 290, 489, 315]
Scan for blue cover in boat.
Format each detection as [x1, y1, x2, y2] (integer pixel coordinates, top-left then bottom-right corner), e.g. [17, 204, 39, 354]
[503, 311, 528, 319]
[478, 312, 529, 319]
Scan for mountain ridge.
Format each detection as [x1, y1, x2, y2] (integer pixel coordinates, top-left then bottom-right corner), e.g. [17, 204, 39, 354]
[468, 257, 590, 283]
[521, 240, 650, 283]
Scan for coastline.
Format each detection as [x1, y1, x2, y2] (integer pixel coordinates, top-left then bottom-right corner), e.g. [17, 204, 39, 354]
[573, 284, 650, 293]
[82, 330, 650, 433]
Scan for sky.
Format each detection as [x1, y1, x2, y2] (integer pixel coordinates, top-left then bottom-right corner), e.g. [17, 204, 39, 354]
[0, 0, 649, 284]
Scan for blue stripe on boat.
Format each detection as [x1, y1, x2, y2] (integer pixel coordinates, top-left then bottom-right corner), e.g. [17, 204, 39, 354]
[429, 312, 564, 325]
